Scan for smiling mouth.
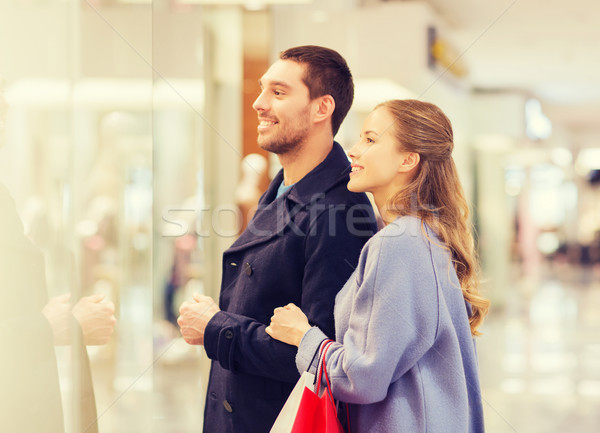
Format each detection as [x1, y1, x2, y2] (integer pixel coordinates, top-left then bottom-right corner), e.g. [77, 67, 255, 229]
[350, 166, 364, 175]
[258, 120, 278, 131]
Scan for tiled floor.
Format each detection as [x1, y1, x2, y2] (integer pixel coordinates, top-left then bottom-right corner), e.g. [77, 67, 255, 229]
[478, 263, 600, 432]
[86, 263, 600, 432]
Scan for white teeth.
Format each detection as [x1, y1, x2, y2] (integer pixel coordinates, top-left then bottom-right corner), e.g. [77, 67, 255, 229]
[351, 166, 362, 172]
[259, 120, 276, 126]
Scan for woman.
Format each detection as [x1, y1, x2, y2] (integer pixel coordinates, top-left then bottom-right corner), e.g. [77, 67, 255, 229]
[266, 100, 490, 432]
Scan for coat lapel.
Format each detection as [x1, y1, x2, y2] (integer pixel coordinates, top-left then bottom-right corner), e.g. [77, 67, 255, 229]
[226, 142, 351, 253]
[226, 192, 294, 253]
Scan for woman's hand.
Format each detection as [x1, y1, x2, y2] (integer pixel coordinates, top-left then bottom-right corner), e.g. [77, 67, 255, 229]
[265, 303, 311, 347]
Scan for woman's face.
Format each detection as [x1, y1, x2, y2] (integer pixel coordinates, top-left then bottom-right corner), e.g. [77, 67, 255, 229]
[347, 107, 409, 202]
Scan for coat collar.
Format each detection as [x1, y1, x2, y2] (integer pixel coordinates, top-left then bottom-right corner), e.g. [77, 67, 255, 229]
[226, 142, 351, 253]
[271, 141, 351, 205]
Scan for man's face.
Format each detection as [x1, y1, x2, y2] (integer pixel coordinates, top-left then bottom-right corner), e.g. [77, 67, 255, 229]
[252, 60, 313, 154]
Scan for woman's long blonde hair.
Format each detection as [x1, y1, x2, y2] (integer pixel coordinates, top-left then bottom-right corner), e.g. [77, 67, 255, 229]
[378, 99, 489, 336]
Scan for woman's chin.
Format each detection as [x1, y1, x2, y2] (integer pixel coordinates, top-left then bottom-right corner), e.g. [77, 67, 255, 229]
[346, 180, 364, 193]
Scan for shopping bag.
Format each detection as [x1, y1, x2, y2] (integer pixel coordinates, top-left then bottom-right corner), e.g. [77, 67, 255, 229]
[270, 371, 317, 433]
[270, 340, 347, 433]
[289, 384, 344, 433]
[290, 341, 346, 433]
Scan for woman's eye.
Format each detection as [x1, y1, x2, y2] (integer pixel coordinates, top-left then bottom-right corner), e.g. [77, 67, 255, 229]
[366, 137, 375, 144]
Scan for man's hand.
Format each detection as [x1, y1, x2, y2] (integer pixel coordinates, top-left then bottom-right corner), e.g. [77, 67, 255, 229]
[72, 293, 116, 345]
[42, 293, 73, 345]
[177, 294, 220, 345]
[42, 293, 116, 346]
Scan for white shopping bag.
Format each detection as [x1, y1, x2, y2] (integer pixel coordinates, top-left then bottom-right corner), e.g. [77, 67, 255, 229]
[270, 371, 316, 433]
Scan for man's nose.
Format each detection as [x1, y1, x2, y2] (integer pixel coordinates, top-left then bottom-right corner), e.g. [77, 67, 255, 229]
[252, 91, 268, 112]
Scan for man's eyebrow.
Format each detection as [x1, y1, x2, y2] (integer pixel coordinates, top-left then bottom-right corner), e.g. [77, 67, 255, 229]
[258, 79, 292, 89]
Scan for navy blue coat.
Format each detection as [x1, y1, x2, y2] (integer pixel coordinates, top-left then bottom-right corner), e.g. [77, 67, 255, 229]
[202, 142, 377, 433]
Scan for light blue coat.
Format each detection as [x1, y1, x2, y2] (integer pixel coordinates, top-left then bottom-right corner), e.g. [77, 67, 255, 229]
[297, 216, 485, 433]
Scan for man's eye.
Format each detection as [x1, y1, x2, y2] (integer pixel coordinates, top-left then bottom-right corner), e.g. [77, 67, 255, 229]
[274, 90, 282, 96]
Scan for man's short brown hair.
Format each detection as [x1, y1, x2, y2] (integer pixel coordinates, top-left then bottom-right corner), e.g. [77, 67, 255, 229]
[280, 45, 354, 137]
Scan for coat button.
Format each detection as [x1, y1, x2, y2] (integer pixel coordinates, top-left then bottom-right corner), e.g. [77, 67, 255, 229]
[223, 400, 233, 413]
[224, 330, 234, 340]
[244, 262, 253, 276]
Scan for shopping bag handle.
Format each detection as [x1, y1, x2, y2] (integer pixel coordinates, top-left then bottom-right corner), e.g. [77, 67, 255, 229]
[315, 340, 332, 396]
[316, 339, 351, 433]
[316, 341, 337, 413]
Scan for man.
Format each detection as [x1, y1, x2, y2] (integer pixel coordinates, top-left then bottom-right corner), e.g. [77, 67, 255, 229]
[178, 45, 377, 433]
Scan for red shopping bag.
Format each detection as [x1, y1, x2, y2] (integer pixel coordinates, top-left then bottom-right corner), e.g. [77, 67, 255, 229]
[290, 341, 347, 433]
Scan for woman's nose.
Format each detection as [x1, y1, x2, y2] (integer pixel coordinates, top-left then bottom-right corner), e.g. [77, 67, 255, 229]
[347, 143, 361, 160]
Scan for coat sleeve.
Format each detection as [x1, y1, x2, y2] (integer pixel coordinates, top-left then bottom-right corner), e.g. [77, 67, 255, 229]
[203, 206, 372, 383]
[300, 207, 372, 340]
[299, 229, 441, 404]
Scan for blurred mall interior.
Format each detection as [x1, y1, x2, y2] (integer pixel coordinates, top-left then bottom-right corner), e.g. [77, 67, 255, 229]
[1, 0, 599, 432]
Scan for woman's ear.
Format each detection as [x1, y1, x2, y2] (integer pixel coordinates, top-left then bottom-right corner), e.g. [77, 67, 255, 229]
[313, 95, 335, 124]
[398, 152, 420, 173]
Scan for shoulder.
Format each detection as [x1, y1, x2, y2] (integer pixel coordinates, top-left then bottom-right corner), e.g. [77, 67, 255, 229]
[358, 216, 442, 273]
[369, 216, 426, 250]
[354, 217, 442, 304]
[381, 215, 421, 236]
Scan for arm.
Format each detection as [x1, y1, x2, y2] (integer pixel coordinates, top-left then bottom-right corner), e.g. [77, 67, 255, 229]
[202, 209, 370, 383]
[265, 305, 328, 376]
[319, 234, 439, 404]
[277, 232, 440, 404]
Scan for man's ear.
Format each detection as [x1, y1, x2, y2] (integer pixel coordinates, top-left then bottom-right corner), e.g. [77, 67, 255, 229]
[313, 95, 335, 124]
[398, 152, 420, 173]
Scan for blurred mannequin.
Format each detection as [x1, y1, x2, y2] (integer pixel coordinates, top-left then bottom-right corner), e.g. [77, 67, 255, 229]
[234, 153, 268, 233]
[0, 79, 116, 433]
[164, 196, 200, 326]
[78, 196, 118, 295]
[79, 112, 128, 296]
[164, 234, 197, 326]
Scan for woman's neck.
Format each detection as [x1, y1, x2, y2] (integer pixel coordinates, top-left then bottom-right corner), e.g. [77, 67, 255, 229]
[373, 175, 414, 225]
[374, 197, 397, 226]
